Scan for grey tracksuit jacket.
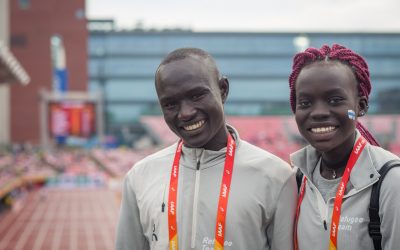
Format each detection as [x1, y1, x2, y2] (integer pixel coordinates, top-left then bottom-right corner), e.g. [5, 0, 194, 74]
[291, 131, 400, 250]
[116, 125, 297, 250]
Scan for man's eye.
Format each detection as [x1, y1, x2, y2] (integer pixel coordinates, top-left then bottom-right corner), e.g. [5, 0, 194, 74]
[191, 93, 205, 101]
[163, 103, 176, 109]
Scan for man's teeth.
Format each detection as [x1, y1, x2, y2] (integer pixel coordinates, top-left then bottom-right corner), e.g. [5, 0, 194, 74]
[184, 120, 205, 131]
[311, 126, 336, 134]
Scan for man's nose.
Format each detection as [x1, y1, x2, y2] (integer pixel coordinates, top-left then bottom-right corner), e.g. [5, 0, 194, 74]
[178, 101, 196, 121]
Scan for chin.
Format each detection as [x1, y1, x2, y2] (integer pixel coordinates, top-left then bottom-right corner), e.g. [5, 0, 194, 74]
[182, 137, 208, 148]
[309, 141, 336, 153]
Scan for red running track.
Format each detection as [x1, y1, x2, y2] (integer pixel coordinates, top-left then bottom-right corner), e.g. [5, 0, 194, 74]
[0, 188, 119, 250]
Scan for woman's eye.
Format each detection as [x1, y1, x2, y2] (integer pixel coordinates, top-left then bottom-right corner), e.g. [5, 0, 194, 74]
[297, 100, 310, 108]
[329, 97, 344, 104]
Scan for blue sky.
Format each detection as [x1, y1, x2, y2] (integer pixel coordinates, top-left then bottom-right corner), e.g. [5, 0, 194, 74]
[86, 0, 400, 32]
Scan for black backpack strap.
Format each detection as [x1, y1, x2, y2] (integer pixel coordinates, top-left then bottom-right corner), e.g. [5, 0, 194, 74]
[369, 159, 400, 250]
[295, 168, 304, 192]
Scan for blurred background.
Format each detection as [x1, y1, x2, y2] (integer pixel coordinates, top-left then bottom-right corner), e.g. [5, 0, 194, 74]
[1, 0, 400, 249]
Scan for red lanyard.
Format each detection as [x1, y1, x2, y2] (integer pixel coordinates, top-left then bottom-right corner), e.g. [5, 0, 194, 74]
[168, 134, 236, 250]
[294, 136, 367, 250]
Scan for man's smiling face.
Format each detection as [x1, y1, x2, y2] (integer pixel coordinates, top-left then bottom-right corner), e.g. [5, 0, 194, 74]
[155, 55, 228, 150]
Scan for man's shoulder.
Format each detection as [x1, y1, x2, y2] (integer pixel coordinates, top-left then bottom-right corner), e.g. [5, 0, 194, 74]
[236, 140, 295, 189]
[141, 143, 177, 162]
[238, 140, 288, 161]
[237, 140, 292, 171]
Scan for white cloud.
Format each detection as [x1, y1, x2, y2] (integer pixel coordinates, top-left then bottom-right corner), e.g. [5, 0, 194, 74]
[86, 0, 400, 32]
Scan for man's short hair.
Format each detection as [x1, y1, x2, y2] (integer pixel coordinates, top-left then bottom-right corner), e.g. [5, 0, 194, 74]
[156, 48, 220, 81]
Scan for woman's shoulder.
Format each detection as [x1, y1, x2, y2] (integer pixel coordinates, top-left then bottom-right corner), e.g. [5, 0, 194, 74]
[367, 144, 400, 172]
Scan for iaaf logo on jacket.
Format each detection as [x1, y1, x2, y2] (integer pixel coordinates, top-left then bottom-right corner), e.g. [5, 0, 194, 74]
[228, 141, 234, 157]
[354, 139, 364, 155]
[173, 165, 178, 178]
[221, 184, 228, 198]
[338, 182, 345, 197]
[170, 201, 175, 215]
[217, 222, 223, 237]
[202, 237, 233, 249]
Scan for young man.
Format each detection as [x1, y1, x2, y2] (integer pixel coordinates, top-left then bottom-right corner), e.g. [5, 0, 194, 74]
[116, 48, 297, 250]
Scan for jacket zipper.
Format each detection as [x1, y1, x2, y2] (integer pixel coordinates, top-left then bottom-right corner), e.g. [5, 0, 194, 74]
[307, 180, 329, 231]
[309, 178, 379, 231]
[161, 175, 167, 212]
[191, 158, 201, 249]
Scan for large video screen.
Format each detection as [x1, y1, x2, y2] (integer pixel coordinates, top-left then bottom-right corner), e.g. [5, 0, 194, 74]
[49, 101, 96, 138]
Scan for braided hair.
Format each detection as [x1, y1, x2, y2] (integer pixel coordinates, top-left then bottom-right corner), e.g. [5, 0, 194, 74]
[288, 44, 379, 146]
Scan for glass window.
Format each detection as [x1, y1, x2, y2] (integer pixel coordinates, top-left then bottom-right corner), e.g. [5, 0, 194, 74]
[104, 58, 160, 76]
[104, 80, 157, 101]
[90, 33, 299, 56]
[107, 105, 145, 123]
[217, 57, 292, 76]
[367, 58, 400, 76]
[18, 0, 30, 9]
[229, 79, 289, 101]
[10, 34, 27, 47]
[107, 104, 161, 123]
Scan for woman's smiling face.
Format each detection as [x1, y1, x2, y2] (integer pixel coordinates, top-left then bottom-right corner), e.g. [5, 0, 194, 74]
[294, 60, 367, 155]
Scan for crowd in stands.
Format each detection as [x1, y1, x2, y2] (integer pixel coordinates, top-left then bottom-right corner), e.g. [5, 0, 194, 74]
[1, 115, 399, 212]
[90, 148, 157, 178]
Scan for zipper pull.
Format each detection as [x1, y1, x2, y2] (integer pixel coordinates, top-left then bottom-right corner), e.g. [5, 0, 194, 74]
[161, 202, 165, 212]
[323, 220, 327, 230]
[196, 159, 200, 170]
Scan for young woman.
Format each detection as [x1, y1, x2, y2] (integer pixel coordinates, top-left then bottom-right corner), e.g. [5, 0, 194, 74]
[289, 44, 400, 250]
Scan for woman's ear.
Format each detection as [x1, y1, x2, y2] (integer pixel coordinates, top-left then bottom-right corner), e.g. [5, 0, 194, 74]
[219, 76, 229, 104]
[358, 96, 369, 117]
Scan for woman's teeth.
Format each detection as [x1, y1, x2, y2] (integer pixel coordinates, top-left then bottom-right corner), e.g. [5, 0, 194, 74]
[311, 126, 336, 134]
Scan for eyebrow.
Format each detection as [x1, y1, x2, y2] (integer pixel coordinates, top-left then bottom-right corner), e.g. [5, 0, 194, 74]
[298, 86, 347, 95]
[159, 86, 210, 102]
[186, 86, 210, 95]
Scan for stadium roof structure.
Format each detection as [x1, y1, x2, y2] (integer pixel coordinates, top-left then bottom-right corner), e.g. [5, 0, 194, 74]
[0, 41, 30, 85]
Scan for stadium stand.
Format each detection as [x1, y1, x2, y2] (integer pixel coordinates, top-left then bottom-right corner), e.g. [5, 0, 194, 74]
[0, 115, 399, 249]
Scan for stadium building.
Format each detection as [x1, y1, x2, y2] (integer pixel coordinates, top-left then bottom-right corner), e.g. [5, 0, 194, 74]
[89, 20, 400, 145]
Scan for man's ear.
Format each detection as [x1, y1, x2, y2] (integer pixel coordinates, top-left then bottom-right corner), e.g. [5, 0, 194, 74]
[358, 96, 369, 117]
[219, 76, 229, 104]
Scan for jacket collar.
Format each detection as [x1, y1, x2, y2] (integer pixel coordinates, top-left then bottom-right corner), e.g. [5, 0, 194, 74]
[180, 124, 241, 170]
[290, 130, 380, 190]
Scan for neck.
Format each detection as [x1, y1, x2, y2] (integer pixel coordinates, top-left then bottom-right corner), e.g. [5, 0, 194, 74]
[207, 128, 230, 151]
[190, 125, 230, 151]
[321, 151, 351, 170]
[320, 142, 353, 179]
[321, 131, 356, 168]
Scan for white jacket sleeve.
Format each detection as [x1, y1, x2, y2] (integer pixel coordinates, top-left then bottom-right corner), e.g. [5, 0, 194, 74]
[269, 172, 298, 250]
[380, 167, 400, 250]
[115, 174, 149, 250]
